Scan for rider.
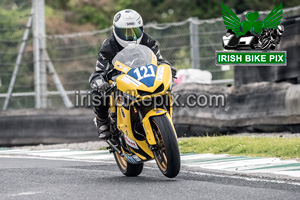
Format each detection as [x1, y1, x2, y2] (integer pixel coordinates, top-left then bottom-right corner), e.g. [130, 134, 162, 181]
[89, 9, 177, 139]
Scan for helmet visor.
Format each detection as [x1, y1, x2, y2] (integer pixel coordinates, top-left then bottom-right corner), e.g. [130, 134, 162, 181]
[114, 26, 143, 41]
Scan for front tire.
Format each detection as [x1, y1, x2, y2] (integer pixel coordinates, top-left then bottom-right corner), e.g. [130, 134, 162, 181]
[113, 151, 143, 177]
[151, 115, 181, 178]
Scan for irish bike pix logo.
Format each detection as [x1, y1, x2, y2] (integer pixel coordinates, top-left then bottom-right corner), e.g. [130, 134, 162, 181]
[216, 2, 287, 66]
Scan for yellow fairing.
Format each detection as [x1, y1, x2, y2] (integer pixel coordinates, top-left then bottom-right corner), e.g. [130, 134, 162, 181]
[142, 108, 167, 145]
[109, 92, 116, 113]
[116, 105, 155, 160]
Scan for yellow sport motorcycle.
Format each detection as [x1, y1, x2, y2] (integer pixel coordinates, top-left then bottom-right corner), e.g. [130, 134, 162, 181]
[105, 44, 180, 178]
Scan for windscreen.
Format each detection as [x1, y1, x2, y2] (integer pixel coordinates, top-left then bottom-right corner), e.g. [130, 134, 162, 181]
[112, 44, 153, 69]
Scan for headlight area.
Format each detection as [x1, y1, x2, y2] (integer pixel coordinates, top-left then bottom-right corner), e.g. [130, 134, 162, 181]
[137, 84, 164, 96]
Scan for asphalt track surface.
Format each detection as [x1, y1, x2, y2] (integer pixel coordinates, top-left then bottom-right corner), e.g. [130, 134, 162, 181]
[1, 157, 300, 200]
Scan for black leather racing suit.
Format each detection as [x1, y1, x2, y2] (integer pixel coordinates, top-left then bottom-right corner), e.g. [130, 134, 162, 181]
[89, 32, 171, 119]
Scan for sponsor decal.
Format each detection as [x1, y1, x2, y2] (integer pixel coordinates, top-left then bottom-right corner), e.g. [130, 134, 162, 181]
[124, 154, 140, 164]
[121, 108, 125, 118]
[126, 22, 135, 26]
[126, 75, 141, 86]
[121, 76, 131, 84]
[124, 135, 139, 149]
[132, 155, 141, 162]
[156, 66, 164, 81]
[121, 75, 141, 87]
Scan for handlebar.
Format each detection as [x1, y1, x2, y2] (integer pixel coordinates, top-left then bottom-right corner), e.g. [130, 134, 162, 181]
[104, 82, 116, 95]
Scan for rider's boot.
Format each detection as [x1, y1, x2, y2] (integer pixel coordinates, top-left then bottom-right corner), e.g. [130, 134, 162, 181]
[93, 116, 111, 139]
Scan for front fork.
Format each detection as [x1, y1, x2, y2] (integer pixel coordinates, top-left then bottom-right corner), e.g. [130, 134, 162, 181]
[139, 108, 171, 146]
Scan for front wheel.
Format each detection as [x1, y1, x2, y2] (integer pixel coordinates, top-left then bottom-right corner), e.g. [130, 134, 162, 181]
[151, 114, 181, 178]
[113, 151, 143, 177]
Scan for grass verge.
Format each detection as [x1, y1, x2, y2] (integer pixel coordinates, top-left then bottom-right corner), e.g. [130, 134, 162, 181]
[178, 136, 300, 159]
[99, 146, 108, 150]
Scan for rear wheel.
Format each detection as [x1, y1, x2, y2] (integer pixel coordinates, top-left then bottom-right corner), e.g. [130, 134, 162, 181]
[113, 151, 143, 177]
[151, 115, 181, 178]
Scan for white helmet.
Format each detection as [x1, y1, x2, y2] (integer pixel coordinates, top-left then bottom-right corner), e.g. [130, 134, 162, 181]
[113, 9, 144, 48]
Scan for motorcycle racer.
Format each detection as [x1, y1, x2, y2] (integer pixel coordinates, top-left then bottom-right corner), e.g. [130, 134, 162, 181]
[89, 9, 177, 139]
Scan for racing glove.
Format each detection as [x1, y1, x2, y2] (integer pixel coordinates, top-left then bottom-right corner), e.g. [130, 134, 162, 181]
[171, 66, 177, 78]
[91, 77, 110, 93]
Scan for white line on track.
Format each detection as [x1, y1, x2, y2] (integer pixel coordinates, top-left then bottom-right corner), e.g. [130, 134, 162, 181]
[178, 169, 300, 186]
[190, 159, 297, 170]
[180, 153, 228, 160]
[9, 191, 43, 197]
